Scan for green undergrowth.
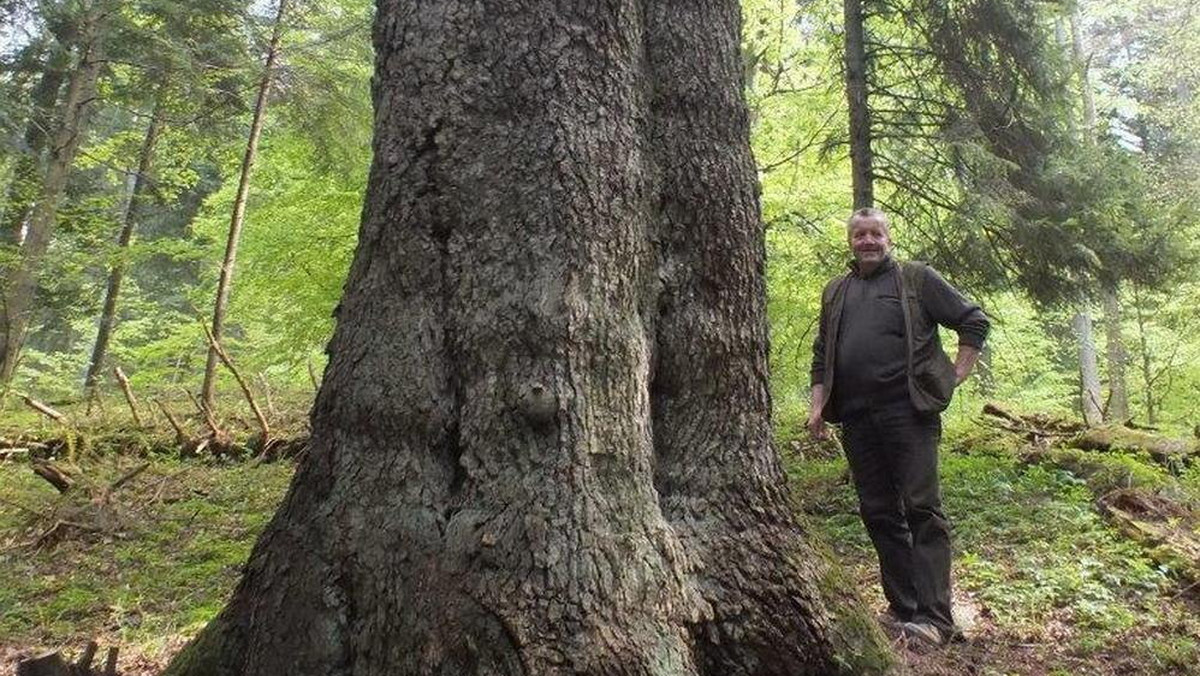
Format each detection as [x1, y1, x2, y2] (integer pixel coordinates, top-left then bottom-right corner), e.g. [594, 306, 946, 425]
[782, 437, 1200, 675]
[0, 457, 295, 654]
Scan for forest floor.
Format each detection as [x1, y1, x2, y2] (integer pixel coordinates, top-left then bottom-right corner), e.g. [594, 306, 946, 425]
[0, 397, 1197, 675]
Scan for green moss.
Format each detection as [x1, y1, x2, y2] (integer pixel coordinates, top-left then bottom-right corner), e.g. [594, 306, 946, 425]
[0, 458, 293, 652]
[797, 514, 895, 676]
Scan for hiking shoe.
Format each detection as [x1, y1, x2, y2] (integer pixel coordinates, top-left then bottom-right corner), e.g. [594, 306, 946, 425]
[901, 622, 947, 647]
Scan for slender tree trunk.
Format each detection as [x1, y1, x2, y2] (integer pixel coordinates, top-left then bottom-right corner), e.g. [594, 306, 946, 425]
[1069, 10, 1097, 138]
[1101, 284, 1128, 422]
[0, 12, 105, 384]
[1, 44, 69, 246]
[1132, 283, 1156, 425]
[844, 0, 873, 209]
[200, 0, 288, 411]
[1073, 310, 1103, 426]
[82, 100, 164, 395]
[1068, 10, 1116, 425]
[164, 1, 868, 673]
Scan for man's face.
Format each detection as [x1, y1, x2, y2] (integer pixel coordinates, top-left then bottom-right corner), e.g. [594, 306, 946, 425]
[848, 217, 891, 267]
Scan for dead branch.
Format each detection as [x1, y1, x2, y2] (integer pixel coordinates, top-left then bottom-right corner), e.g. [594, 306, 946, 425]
[202, 325, 270, 443]
[32, 461, 74, 494]
[980, 402, 1085, 439]
[108, 462, 150, 493]
[258, 372, 277, 418]
[112, 366, 144, 426]
[307, 356, 319, 392]
[186, 389, 222, 438]
[21, 395, 65, 423]
[153, 398, 187, 443]
[185, 389, 234, 457]
[34, 519, 102, 548]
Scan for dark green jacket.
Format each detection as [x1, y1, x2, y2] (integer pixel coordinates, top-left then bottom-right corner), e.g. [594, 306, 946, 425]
[811, 259, 989, 423]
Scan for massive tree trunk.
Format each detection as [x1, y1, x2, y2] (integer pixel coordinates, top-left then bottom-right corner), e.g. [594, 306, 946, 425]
[1101, 285, 1128, 422]
[843, 0, 873, 209]
[1073, 310, 1103, 427]
[165, 1, 868, 674]
[82, 100, 164, 395]
[200, 0, 288, 411]
[0, 10, 105, 384]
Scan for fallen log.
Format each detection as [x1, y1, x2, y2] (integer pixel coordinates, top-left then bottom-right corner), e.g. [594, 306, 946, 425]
[32, 461, 75, 494]
[1098, 490, 1200, 586]
[1073, 426, 1198, 469]
[980, 402, 1084, 444]
[21, 395, 65, 423]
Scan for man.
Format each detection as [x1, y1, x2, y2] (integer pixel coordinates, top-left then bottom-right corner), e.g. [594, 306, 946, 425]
[808, 207, 989, 647]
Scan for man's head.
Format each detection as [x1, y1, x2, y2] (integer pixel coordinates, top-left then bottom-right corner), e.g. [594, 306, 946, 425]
[846, 207, 891, 271]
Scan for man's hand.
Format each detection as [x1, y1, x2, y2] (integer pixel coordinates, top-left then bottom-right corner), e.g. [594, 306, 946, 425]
[807, 411, 830, 440]
[954, 345, 981, 385]
[808, 383, 830, 440]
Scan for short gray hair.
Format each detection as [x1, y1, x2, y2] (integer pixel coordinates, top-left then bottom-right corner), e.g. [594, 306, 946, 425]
[846, 207, 889, 232]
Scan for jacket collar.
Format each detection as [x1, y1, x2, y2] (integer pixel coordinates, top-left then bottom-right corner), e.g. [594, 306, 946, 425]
[847, 254, 897, 279]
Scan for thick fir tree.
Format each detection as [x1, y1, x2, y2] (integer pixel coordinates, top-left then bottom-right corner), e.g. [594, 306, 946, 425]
[164, 0, 867, 674]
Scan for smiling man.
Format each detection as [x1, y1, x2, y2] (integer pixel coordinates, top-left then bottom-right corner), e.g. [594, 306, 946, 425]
[808, 207, 990, 647]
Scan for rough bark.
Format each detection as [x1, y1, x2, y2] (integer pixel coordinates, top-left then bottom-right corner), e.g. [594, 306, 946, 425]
[1101, 285, 1129, 423]
[843, 0, 873, 209]
[0, 11, 105, 384]
[1073, 310, 1103, 427]
[83, 101, 164, 395]
[164, 1, 860, 674]
[200, 0, 288, 411]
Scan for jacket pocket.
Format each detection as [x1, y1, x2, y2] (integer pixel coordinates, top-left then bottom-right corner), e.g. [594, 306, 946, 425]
[913, 350, 957, 412]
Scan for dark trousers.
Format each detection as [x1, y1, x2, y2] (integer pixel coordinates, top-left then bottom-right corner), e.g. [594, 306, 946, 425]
[840, 401, 953, 632]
